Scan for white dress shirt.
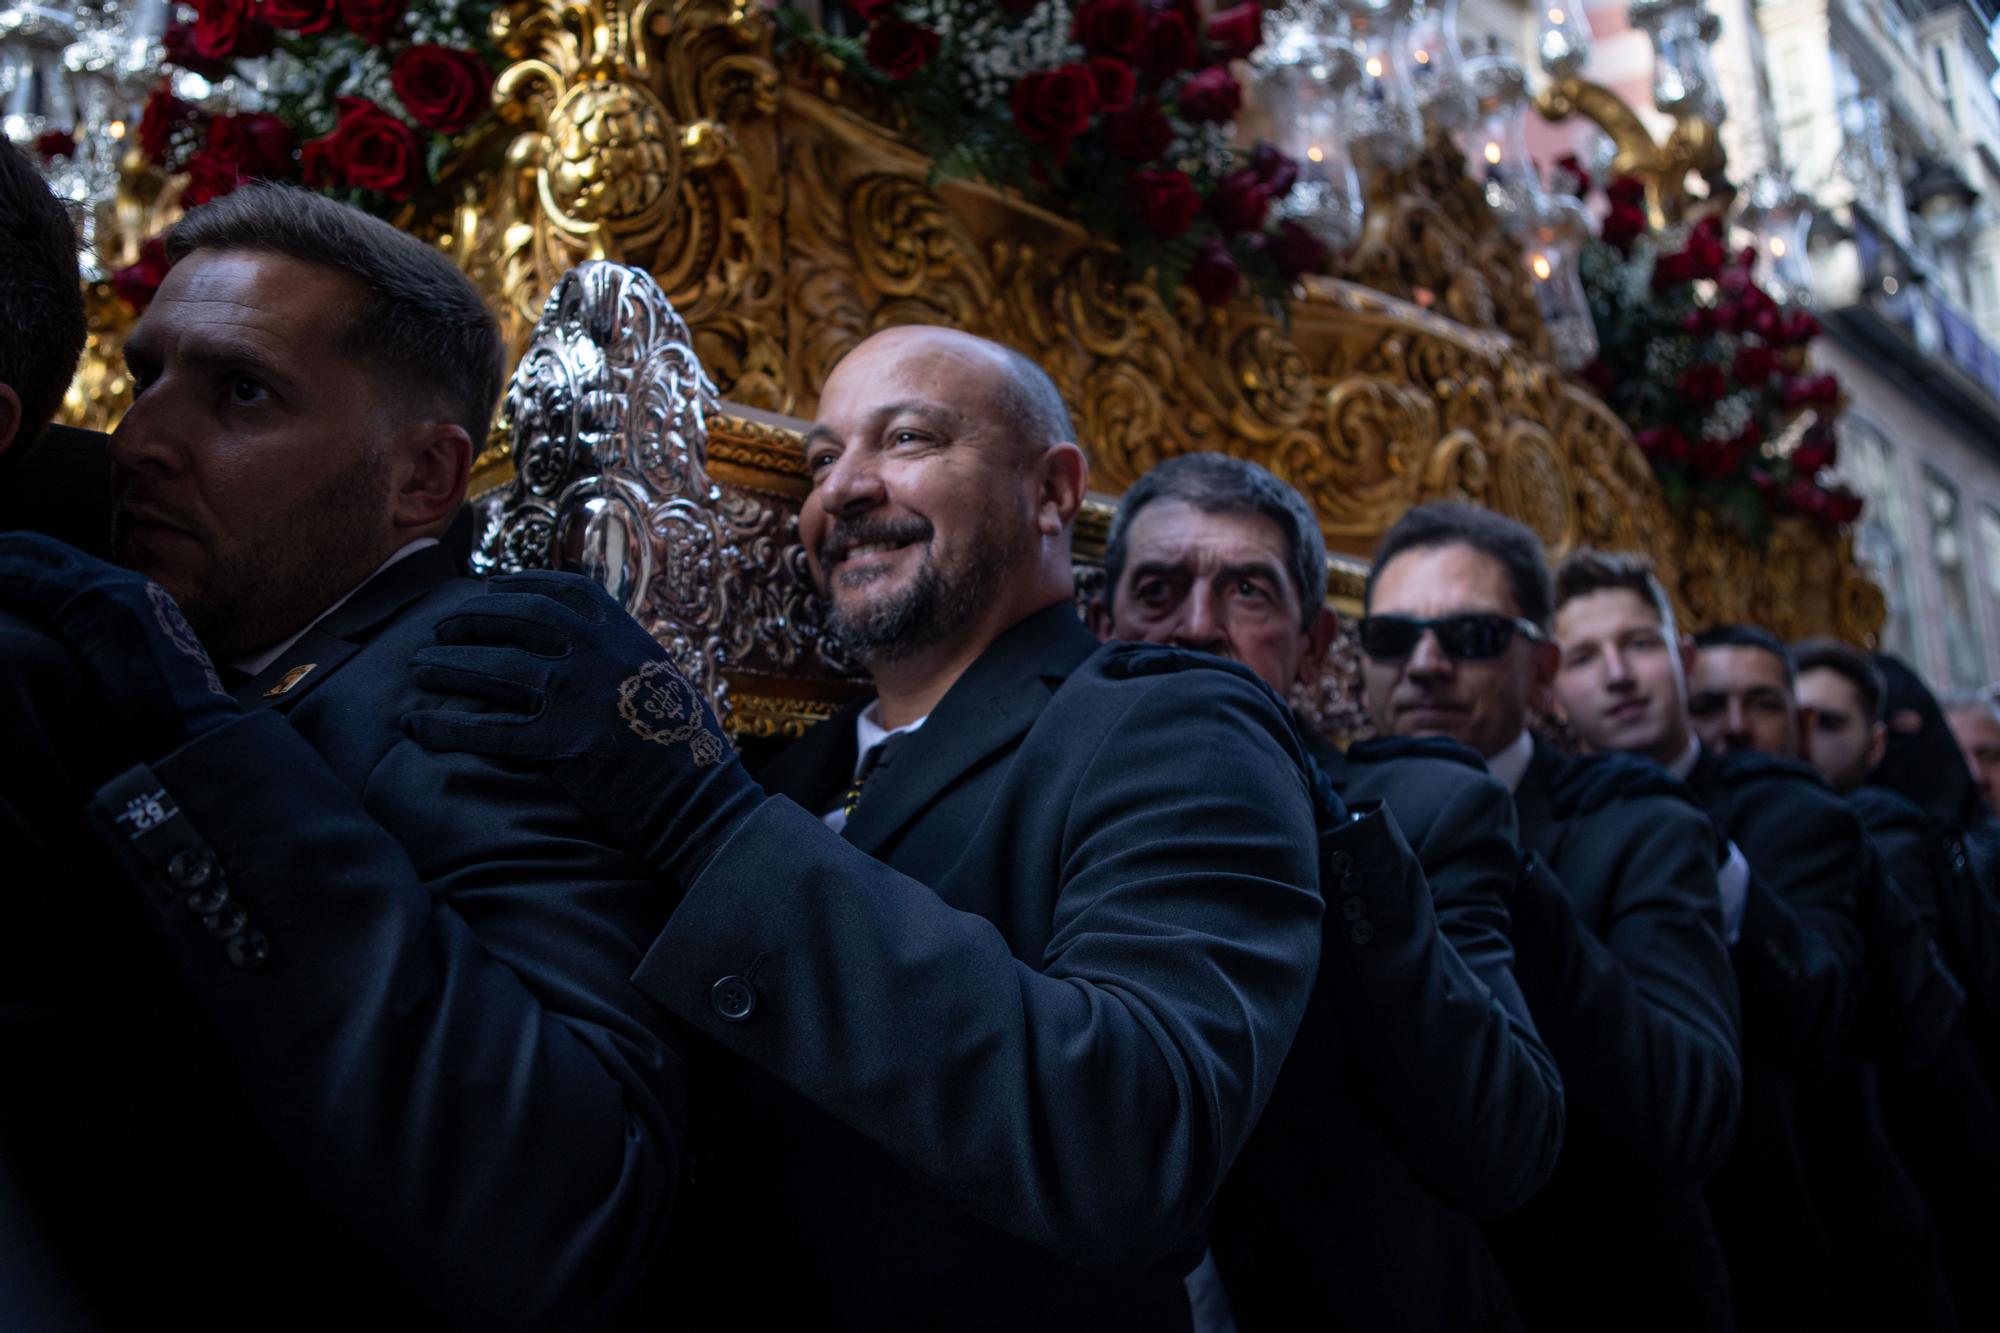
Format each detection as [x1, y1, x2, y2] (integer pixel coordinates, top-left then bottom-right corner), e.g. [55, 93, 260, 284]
[1666, 735, 1748, 945]
[1487, 728, 1536, 794]
[822, 701, 928, 834]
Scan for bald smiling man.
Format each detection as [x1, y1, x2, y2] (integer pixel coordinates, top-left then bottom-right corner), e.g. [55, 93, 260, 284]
[405, 326, 1333, 1329]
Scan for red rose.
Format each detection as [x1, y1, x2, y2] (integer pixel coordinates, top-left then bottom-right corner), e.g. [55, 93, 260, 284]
[391, 45, 495, 133]
[1809, 373, 1840, 405]
[1637, 425, 1690, 463]
[191, 0, 274, 60]
[1675, 363, 1727, 403]
[209, 112, 296, 178]
[181, 148, 247, 207]
[257, 0, 334, 33]
[1010, 64, 1097, 161]
[1250, 142, 1298, 197]
[1273, 219, 1330, 279]
[1793, 431, 1837, 475]
[1554, 152, 1591, 196]
[1732, 343, 1777, 386]
[111, 237, 172, 311]
[312, 96, 422, 198]
[1087, 56, 1137, 113]
[338, 0, 405, 45]
[1210, 166, 1272, 235]
[1145, 8, 1198, 80]
[1607, 175, 1646, 209]
[1694, 439, 1738, 482]
[1719, 265, 1753, 299]
[1781, 311, 1821, 345]
[33, 128, 75, 161]
[1104, 97, 1172, 161]
[1682, 219, 1725, 280]
[1074, 0, 1147, 61]
[864, 17, 940, 80]
[1824, 488, 1864, 524]
[1785, 477, 1830, 517]
[1177, 65, 1241, 123]
[1651, 249, 1693, 290]
[1188, 237, 1241, 306]
[139, 86, 201, 161]
[1602, 203, 1647, 254]
[850, 0, 896, 19]
[162, 23, 227, 76]
[301, 133, 342, 189]
[1206, 2, 1262, 60]
[1132, 167, 1201, 238]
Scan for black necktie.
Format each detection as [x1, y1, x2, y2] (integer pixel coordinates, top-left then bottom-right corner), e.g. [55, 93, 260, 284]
[840, 729, 914, 821]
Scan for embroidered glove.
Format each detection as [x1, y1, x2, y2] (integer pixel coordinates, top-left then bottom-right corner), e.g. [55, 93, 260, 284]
[0, 533, 238, 762]
[404, 570, 764, 886]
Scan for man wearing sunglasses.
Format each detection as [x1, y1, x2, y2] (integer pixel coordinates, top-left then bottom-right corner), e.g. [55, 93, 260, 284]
[1090, 453, 1564, 1331]
[1361, 502, 1741, 1333]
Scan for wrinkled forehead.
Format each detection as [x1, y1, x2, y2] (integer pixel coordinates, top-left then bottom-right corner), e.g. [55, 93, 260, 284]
[1124, 500, 1292, 573]
[1370, 542, 1518, 618]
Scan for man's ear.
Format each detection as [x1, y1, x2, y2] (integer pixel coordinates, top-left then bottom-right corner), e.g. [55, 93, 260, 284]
[1527, 638, 1563, 716]
[1794, 705, 1819, 760]
[1086, 592, 1114, 643]
[392, 420, 474, 535]
[0, 383, 21, 459]
[1036, 442, 1088, 538]
[1294, 606, 1338, 689]
[1866, 719, 1888, 771]
[1677, 632, 1700, 683]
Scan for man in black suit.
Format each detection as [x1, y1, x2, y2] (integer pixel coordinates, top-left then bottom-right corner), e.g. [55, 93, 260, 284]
[1796, 639, 2000, 1329]
[0, 184, 685, 1327]
[1682, 625, 1956, 1330]
[1084, 452, 1562, 1331]
[1360, 505, 1741, 1332]
[401, 326, 1327, 1329]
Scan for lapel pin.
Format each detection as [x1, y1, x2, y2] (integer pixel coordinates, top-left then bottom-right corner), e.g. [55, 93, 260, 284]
[264, 663, 318, 698]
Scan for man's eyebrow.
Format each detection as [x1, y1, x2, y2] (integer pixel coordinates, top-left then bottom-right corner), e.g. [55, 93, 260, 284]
[803, 401, 963, 451]
[1219, 559, 1289, 585]
[1127, 558, 1193, 580]
[133, 330, 299, 390]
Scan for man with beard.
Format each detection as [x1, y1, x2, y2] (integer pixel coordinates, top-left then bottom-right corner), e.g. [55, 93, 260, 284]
[0, 184, 686, 1327]
[1560, 592, 1936, 1328]
[402, 326, 1326, 1329]
[1088, 453, 1565, 1332]
[1358, 504, 1740, 1332]
[1795, 639, 2000, 1329]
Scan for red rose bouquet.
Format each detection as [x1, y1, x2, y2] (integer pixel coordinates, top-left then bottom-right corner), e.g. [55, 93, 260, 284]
[1565, 163, 1861, 538]
[118, 0, 499, 307]
[789, 0, 1326, 306]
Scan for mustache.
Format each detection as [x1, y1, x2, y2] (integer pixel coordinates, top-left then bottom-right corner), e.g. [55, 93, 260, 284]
[817, 516, 934, 568]
[111, 483, 207, 542]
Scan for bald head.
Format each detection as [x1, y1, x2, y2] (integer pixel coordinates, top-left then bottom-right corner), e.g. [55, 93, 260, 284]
[853, 326, 1075, 461]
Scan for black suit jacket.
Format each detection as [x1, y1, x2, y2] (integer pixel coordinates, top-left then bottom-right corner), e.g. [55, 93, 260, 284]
[1684, 747, 1946, 1332]
[77, 546, 685, 1329]
[634, 607, 1325, 1330]
[1491, 738, 1741, 1332]
[1212, 732, 1562, 1333]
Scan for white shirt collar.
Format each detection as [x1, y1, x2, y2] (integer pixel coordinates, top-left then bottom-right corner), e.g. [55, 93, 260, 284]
[1486, 728, 1536, 793]
[1665, 733, 1702, 783]
[851, 698, 927, 778]
[232, 537, 441, 678]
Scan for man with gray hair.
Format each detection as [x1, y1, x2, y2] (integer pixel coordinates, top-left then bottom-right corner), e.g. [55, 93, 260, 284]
[1091, 452, 1565, 1331]
[0, 184, 685, 1327]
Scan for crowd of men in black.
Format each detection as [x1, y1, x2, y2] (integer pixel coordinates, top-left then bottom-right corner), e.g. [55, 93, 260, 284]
[6, 132, 2000, 1332]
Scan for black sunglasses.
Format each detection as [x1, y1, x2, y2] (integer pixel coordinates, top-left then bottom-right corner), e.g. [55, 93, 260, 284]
[1357, 613, 1549, 662]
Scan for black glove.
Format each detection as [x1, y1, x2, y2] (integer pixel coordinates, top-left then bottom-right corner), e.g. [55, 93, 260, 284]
[0, 533, 237, 762]
[404, 570, 764, 886]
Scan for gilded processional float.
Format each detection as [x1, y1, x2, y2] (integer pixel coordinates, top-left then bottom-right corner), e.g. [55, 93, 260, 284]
[21, 0, 1885, 739]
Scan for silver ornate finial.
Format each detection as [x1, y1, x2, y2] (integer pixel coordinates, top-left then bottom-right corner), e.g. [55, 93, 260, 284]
[474, 261, 735, 717]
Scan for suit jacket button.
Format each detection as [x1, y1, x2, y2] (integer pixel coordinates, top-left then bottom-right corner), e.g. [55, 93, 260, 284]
[711, 976, 757, 1023]
[186, 881, 230, 916]
[1327, 850, 1354, 876]
[168, 850, 217, 891]
[1341, 895, 1366, 921]
[204, 902, 249, 940]
[226, 930, 269, 970]
[1349, 921, 1374, 946]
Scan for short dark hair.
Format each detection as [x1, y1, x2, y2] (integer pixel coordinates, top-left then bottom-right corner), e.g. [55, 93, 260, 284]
[1694, 623, 1795, 687]
[165, 183, 504, 442]
[1366, 501, 1552, 629]
[1553, 548, 1677, 632]
[1103, 452, 1328, 630]
[0, 138, 86, 453]
[1792, 638, 1886, 722]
